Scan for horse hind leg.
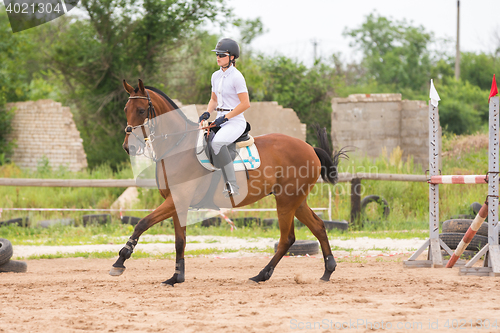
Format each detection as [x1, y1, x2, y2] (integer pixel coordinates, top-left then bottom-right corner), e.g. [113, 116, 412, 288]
[249, 196, 298, 283]
[295, 200, 337, 282]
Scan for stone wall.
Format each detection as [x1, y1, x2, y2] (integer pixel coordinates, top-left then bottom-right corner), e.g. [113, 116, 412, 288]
[175, 100, 307, 141]
[4, 99, 303, 173]
[6, 100, 88, 171]
[331, 94, 430, 168]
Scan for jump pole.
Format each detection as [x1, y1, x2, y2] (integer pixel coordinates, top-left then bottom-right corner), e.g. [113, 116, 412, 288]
[446, 201, 488, 268]
[459, 90, 500, 276]
[404, 77, 500, 274]
[404, 80, 451, 268]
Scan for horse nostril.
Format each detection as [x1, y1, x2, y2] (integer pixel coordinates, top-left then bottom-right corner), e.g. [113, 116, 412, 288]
[129, 145, 137, 156]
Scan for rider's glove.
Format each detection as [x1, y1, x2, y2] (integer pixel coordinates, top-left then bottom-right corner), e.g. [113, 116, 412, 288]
[213, 116, 228, 127]
[198, 111, 210, 123]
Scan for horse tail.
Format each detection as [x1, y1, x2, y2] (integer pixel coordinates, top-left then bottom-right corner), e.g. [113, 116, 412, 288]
[313, 125, 348, 184]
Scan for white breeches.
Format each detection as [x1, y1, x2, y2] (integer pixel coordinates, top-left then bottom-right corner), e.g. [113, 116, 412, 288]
[211, 119, 246, 155]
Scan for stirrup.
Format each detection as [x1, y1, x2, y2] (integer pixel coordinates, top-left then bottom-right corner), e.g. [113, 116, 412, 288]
[223, 182, 239, 198]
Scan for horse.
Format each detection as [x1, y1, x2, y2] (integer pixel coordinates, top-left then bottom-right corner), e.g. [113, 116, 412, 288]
[109, 79, 347, 285]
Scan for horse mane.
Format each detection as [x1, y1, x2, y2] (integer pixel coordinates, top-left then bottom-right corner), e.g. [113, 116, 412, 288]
[144, 85, 198, 126]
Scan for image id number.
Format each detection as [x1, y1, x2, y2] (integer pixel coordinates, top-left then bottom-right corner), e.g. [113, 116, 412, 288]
[444, 319, 499, 329]
[6, 2, 63, 14]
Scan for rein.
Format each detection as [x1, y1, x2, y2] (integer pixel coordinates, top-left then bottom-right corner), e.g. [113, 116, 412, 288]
[125, 90, 215, 162]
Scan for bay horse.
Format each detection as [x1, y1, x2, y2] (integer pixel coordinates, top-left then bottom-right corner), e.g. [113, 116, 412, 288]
[110, 79, 346, 285]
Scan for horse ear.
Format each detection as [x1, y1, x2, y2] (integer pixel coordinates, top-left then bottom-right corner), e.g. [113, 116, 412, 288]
[138, 79, 146, 94]
[123, 80, 134, 95]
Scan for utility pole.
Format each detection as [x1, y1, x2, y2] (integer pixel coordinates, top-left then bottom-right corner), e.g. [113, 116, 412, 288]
[311, 39, 318, 62]
[455, 0, 460, 80]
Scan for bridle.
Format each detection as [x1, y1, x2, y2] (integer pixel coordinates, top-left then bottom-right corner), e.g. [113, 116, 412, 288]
[124, 90, 188, 162]
[125, 90, 157, 136]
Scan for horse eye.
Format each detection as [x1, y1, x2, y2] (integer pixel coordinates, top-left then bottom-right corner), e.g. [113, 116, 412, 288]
[139, 109, 145, 115]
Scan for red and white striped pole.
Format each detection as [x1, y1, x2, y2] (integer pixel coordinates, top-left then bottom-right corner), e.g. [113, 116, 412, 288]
[219, 211, 236, 231]
[446, 201, 488, 268]
[430, 175, 487, 184]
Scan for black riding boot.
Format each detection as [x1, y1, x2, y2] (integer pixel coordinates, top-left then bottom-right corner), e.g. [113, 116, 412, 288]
[213, 145, 239, 197]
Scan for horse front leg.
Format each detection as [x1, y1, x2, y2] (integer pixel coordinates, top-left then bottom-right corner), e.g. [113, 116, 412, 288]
[109, 195, 176, 276]
[161, 213, 186, 286]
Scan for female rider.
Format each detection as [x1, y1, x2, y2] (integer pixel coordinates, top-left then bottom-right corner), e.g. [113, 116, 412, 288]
[198, 38, 251, 197]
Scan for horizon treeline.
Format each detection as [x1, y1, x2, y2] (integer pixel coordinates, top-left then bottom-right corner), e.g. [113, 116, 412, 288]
[1, 4, 498, 169]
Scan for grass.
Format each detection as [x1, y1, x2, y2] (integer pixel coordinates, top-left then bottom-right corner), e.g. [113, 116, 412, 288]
[0, 161, 133, 213]
[0, 222, 136, 245]
[0, 221, 430, 246]
[18, 244, 407, 261]
[19, 246, 273, 260]
[336, 257, 368, 264]
[0, 131, 491, 250]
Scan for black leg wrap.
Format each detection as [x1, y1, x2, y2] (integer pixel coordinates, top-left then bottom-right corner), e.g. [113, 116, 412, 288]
[320, 255, 337, 281]
[249, 265, 274, 283]
[112, 238, 138, 268]
[162, 259, 185, 286]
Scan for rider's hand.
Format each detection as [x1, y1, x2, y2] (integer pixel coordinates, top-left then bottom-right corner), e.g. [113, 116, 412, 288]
[198, 111, 210, 123]
[213, 116, 228, 127]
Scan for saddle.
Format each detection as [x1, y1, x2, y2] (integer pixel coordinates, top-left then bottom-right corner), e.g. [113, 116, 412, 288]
[192, 121, 260, 210]
[204, 122, 254, 166]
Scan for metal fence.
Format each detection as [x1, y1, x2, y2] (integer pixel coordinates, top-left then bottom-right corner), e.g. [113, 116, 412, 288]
[0, 173, 428, 224]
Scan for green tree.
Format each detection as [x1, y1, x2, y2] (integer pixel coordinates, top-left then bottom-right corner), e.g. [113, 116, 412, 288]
[0, 9, 23, 163]
[0, 94, 15, 165]
[1, 10, 30, 102]
[35, 0, 230, 168]
[233, 17, 266, 45]
[154, 31, 220, 105]
[459, 52, 500, 91]
[343, 12, 433, 91]
[437, 79, 487, 134]
[260, 57, 339, 145]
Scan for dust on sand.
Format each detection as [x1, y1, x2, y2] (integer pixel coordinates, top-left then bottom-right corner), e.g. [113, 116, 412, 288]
[1, 254, 499, 333]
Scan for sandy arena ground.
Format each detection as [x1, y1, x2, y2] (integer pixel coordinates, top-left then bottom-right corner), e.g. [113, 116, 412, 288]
[1, 253, 499, 333]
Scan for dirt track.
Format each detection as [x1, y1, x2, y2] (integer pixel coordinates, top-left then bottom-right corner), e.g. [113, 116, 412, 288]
[1, 255, 499, 333]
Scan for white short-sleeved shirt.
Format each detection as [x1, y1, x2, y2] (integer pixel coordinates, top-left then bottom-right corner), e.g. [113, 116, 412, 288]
[211, 65, 248, 125]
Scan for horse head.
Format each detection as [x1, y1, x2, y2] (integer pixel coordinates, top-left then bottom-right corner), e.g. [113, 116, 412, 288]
[122, 79, 182, 156]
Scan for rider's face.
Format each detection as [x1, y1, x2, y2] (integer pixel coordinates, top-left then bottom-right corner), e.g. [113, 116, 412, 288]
[217, 53, 233, 67]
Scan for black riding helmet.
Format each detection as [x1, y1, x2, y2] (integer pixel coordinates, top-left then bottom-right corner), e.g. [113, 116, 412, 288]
[212, 38, 240, 68]
[212, 38, 240, 58]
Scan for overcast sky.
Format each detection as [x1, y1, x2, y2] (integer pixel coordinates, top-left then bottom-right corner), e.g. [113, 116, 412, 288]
[215, 0, 500, 66]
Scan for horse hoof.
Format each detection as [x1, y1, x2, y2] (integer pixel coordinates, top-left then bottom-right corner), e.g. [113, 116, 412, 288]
[109, 267, 126, 276]
[319, 278, 329, 283]
[161, 282, 174, 287]
[247, 279, 259, 284]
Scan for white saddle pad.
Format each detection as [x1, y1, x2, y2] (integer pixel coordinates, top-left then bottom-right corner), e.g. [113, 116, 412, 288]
[196, 131, 261, 172]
